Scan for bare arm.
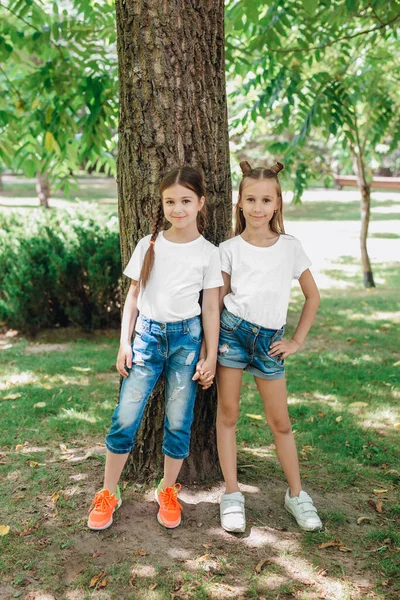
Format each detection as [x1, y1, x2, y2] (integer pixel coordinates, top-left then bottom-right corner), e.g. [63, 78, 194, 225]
[201, 287, 220, 363]
[116, 280, 140, 377]
[193, 285, 222, 389]
[219, 271, 231, 313]
[270, 269, 320, 359]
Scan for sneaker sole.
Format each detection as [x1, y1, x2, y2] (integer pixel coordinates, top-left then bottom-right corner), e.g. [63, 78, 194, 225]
[87, 498, 122, 531]
[157, 513, 181, 528]
[221, 523, 246, 533]
[284, 505, 322, 531]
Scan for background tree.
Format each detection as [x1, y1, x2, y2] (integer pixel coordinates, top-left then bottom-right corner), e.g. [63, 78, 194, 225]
[116, 0, 232, 482]
[225, 0, 400, 287]
[0, 0, 118, 205]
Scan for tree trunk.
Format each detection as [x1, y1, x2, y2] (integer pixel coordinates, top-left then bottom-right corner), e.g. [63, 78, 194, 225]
[352, 152, 375, 288]
[36, 173, 50, 209]
[115, 0, 231, 483]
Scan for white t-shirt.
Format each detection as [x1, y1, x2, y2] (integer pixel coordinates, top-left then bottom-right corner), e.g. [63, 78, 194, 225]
[123, 231, 223, 323]
[219, 234, 311, 330]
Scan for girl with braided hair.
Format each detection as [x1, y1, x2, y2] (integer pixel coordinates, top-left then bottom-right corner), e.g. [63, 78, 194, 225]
[88, 166, 222, 531]
[215, 160, 322, 533]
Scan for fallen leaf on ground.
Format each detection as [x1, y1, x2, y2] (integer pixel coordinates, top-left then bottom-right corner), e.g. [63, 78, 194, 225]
[71, 366, 91, 372]
[51, 493, 60, 504]
[89, 571, 105, 588]
[357, 516, 373, 524]
[395, 423, 400, 429]
[319, 539, 343, 550]
[34, 402, 46, 408]
[245, 414, 263, 420]
[97, 577, 107, 588]
[335, 416, 343, 422]
[338, 546, 352, 552]
[27, 460, 39, 468]
[15, 444, 24, 451]
[148, 583, 158, 590]
[92, 552, 105, 558]
[255, 558, 272, 573]
[373, 489, 388, 494]
[385, 469, 399, 476]
[135, 548, 148, 556]
[3, 393, 22, 401]
[0, 525, 10, 536]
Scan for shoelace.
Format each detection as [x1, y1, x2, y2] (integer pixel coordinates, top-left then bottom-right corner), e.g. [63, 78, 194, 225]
[159, 484, 183, 511]
[89, 491, 115, 514]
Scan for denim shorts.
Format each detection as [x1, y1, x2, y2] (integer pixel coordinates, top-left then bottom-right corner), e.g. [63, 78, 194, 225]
[106, 314, 202, 459]
[217, 308, 285, 380]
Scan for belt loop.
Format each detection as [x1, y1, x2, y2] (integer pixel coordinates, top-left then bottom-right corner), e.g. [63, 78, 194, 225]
[182, 319, 188, 334]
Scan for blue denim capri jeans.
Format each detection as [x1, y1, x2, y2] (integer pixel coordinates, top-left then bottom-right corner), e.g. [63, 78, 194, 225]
[217, 308, 285, 380]
[106, 314, 202, 459]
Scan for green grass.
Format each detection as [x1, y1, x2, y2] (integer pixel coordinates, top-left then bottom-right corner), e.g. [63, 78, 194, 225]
[1, 266, 399, 599]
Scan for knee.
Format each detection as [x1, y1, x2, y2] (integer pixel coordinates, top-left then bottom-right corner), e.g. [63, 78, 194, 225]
[217, 405, 239, 428]
[268, 418, 292, 436]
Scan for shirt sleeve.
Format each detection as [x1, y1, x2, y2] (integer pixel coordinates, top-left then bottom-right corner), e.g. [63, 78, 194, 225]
[293, 239, 312, 280]
[219, 242, 232, 275]
[123, 237, 148, 281]
[203, 246, 224, 289]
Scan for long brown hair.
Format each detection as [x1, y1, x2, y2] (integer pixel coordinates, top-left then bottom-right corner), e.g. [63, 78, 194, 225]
[139, 166, 207, 289]
[235, 161, 285, 236]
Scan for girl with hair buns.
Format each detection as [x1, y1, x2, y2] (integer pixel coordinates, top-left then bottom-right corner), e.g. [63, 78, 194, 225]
[216, 160, 322, 533]
[88, 166, 222, 531]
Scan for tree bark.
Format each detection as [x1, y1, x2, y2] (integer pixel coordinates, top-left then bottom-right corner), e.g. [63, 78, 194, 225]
[36, 173, 50, 209]
[115, 0, 231, 483]
[352, 150, 375, 288]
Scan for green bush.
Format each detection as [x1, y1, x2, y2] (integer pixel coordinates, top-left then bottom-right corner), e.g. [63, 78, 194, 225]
[0, 210, 122, 331]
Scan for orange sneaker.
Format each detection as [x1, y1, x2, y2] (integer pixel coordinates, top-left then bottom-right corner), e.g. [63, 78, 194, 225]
[155, 482, 183, 528]
[88, 486, 122, 530]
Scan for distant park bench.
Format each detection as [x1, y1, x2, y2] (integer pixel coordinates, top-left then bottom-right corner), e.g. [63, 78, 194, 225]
[334, 175, 400, 190]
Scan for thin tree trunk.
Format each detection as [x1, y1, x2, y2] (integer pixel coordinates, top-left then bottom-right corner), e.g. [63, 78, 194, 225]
[36, 173, 50, 209]
[115, 0, 231, 483]
[352, 123, 375, 288]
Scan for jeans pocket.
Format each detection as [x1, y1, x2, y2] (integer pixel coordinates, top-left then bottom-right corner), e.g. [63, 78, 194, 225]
[220, 310, 240, 334]
[187, 319, 202, 344]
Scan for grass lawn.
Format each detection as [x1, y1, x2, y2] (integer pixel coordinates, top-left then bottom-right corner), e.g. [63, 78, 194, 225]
[0, 180, 399, 599]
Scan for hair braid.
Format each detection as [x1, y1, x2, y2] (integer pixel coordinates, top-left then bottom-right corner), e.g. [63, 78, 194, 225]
[139, 202, 165, 290]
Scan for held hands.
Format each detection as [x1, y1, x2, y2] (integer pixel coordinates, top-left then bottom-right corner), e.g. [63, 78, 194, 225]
[192, 357, 216, 390]
[269, 338, 301, 360]
[116, 342, 132, 378]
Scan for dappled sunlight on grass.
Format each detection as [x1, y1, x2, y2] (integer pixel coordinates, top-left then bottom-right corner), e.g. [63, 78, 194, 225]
[0, 371, 39, 390]
[57, 407, 97, 423]
[242, 445, 276, 459]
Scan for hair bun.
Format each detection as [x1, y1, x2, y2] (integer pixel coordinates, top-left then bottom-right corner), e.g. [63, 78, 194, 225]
[239, 161, 252, 174]
[269, 161, 284, 174]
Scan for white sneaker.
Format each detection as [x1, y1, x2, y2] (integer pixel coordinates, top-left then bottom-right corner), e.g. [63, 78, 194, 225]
[220, 491, 246, 533]
[284, 489, 322, 531]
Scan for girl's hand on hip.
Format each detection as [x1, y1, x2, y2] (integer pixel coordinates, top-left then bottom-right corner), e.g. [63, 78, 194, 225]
[269, 338, 301, 360]
[116, 342, 132, 377]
